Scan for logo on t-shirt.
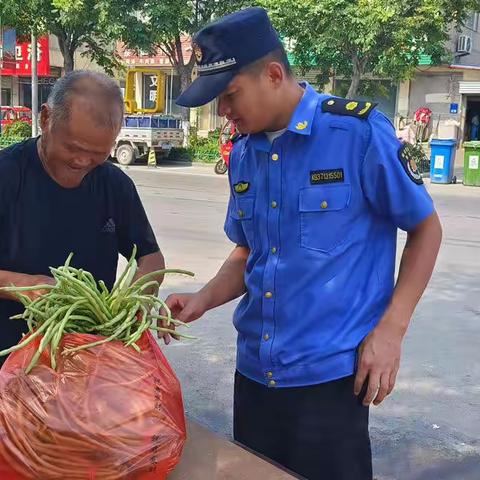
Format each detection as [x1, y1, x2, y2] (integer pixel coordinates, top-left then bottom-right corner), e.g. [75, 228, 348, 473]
[102, 218, 116, 234]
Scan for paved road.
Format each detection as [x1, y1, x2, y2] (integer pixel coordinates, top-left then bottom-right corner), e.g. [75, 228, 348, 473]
[123, 163, 480, 480]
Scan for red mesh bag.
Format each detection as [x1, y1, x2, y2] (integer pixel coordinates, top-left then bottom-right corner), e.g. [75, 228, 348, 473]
[0, 331, 186, 480]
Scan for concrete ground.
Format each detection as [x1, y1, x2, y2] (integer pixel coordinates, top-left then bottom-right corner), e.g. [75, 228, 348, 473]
[122, 162, 480, 480]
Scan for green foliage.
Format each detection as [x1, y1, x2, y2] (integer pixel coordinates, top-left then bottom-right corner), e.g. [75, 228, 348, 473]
[169, 128, 220, 163]
[0, 0, 143, 73]
[260, 0, 480, 96]
[3, 121, 31, 139]
[124, 0, 252, 55]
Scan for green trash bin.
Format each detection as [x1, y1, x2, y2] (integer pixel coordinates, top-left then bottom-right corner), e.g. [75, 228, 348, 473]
[463, 141, 480, 186]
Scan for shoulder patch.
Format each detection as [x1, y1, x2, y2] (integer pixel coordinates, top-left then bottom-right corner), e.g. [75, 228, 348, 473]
[321, 97, 377, 119]
[398, 143, 423, 185]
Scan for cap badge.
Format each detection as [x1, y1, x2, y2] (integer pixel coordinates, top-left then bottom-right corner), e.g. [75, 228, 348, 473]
[193, 43, 203, 63]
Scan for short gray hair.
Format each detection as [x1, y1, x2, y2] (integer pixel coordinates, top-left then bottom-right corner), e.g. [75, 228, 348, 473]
[47, 70, 124, 130]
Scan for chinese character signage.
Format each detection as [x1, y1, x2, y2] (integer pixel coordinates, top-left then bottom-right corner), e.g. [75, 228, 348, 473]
[143, 74, 158, 109]
[0, 36, 50, 76]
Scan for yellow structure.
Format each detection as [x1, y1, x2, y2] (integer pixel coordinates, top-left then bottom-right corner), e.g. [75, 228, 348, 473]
[124, 68, 166, 114]
[147, 148, 157, 167]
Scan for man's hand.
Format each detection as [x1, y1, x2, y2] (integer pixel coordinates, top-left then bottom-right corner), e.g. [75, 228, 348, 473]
[156, 245, 248, 345]
[159, 292, 209, 344]
[0, 273, 55, 302]
[354, 322, 403, 407]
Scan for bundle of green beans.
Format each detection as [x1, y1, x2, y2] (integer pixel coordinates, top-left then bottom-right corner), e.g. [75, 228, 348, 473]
[0, 246, 194, 373]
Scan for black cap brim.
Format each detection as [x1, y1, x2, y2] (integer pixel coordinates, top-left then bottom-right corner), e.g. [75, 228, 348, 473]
[176, 70, 236, 108]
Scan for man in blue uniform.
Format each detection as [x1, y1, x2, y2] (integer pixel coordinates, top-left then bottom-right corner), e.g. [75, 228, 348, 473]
[166, 8, 442, 480]
[0, 71, 164, 358]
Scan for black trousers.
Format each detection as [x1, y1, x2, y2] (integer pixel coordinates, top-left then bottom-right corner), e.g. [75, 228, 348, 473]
[233, 372, 373, 480]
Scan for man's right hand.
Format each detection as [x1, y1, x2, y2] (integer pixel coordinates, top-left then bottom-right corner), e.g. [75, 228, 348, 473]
[0, 273, 55, 302]
[157, 245, 248, 345]
[159, 292, 209, 344]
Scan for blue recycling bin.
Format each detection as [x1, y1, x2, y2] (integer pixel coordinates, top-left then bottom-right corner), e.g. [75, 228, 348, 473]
[429, 139, 457, 184]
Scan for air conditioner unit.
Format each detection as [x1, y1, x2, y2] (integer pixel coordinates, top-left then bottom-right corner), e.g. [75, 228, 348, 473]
[457, 35, 472, 55]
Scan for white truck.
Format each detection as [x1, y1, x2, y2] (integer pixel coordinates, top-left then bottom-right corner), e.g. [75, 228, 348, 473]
[113, 114, 184, 166]
[112, 68, 184, 165]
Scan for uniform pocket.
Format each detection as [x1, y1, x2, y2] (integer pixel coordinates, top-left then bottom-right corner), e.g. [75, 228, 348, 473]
[299, 185, 351, 252]
[231, 195, 255, 249]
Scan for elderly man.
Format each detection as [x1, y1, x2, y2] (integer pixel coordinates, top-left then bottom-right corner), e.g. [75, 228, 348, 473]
[0, 70, 164, 357]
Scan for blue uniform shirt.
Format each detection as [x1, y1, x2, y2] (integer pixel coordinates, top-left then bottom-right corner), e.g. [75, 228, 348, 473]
[224, 83, 434, 388]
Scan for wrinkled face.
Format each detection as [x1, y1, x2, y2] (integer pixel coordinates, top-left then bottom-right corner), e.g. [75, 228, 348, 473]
[39, 99, 120, 188]
[217, 64, 284, 134]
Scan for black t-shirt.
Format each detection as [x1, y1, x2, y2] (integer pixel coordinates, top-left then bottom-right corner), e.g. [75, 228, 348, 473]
[0, 138, 159, 351]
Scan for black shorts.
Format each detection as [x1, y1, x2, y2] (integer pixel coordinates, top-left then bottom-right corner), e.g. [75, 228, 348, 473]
[233, 371, 372, 480]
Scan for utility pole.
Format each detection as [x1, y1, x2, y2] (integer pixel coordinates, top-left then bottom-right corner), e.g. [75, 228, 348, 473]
[31, 32, 38, 137]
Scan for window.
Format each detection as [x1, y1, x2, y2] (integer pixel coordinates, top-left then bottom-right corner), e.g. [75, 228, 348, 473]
[21, 83, 53, 111]
[1, 88, 12, 106]
[465, 12, 479, 31]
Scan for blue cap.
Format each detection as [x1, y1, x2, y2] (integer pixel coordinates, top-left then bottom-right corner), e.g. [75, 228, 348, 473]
[176, 7, 283, 108]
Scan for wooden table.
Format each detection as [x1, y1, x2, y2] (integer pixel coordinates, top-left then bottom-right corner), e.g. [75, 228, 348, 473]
[169, 421, 298, 480]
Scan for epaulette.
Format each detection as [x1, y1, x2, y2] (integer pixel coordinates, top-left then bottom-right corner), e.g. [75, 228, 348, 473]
[321, 97, 377, 119]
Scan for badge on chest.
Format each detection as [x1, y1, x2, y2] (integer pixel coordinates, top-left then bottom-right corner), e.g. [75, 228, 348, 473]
[234, 181, 250, 194]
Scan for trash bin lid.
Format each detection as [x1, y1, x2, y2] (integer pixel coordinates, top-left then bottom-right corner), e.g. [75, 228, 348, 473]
[429, 138, 457, 146]
[463, 141, 480, 148]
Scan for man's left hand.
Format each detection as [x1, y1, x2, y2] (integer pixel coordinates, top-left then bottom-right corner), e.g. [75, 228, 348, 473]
[354, 323, 403, 407]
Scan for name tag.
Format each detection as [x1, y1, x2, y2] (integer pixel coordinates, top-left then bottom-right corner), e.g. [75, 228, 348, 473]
[310, 169, 344, 184]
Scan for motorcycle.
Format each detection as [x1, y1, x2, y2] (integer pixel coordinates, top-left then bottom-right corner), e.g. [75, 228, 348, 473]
[215, 120, 238, 175]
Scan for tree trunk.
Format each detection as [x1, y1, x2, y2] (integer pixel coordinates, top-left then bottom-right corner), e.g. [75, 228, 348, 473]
[57, 33, 75, 73]
[165, 35, 197, 146]
[177, 64, 194, 147]
[347, 55, 364, 98]
[63, 49, 75, 73]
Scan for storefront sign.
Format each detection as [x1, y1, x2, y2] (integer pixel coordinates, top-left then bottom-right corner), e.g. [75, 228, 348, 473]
[0, 36, 50, 76]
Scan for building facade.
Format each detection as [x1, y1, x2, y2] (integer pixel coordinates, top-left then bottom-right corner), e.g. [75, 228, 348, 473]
[397, 12, 480, 148]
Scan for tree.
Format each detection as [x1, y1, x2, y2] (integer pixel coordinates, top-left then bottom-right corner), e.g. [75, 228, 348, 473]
[0, 0, 142, 73]
[123, 1, 252, 126]
[261, 0, 480, 98]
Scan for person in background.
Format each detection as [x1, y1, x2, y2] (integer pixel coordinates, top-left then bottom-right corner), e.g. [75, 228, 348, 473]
[470, 113, 479, 140]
